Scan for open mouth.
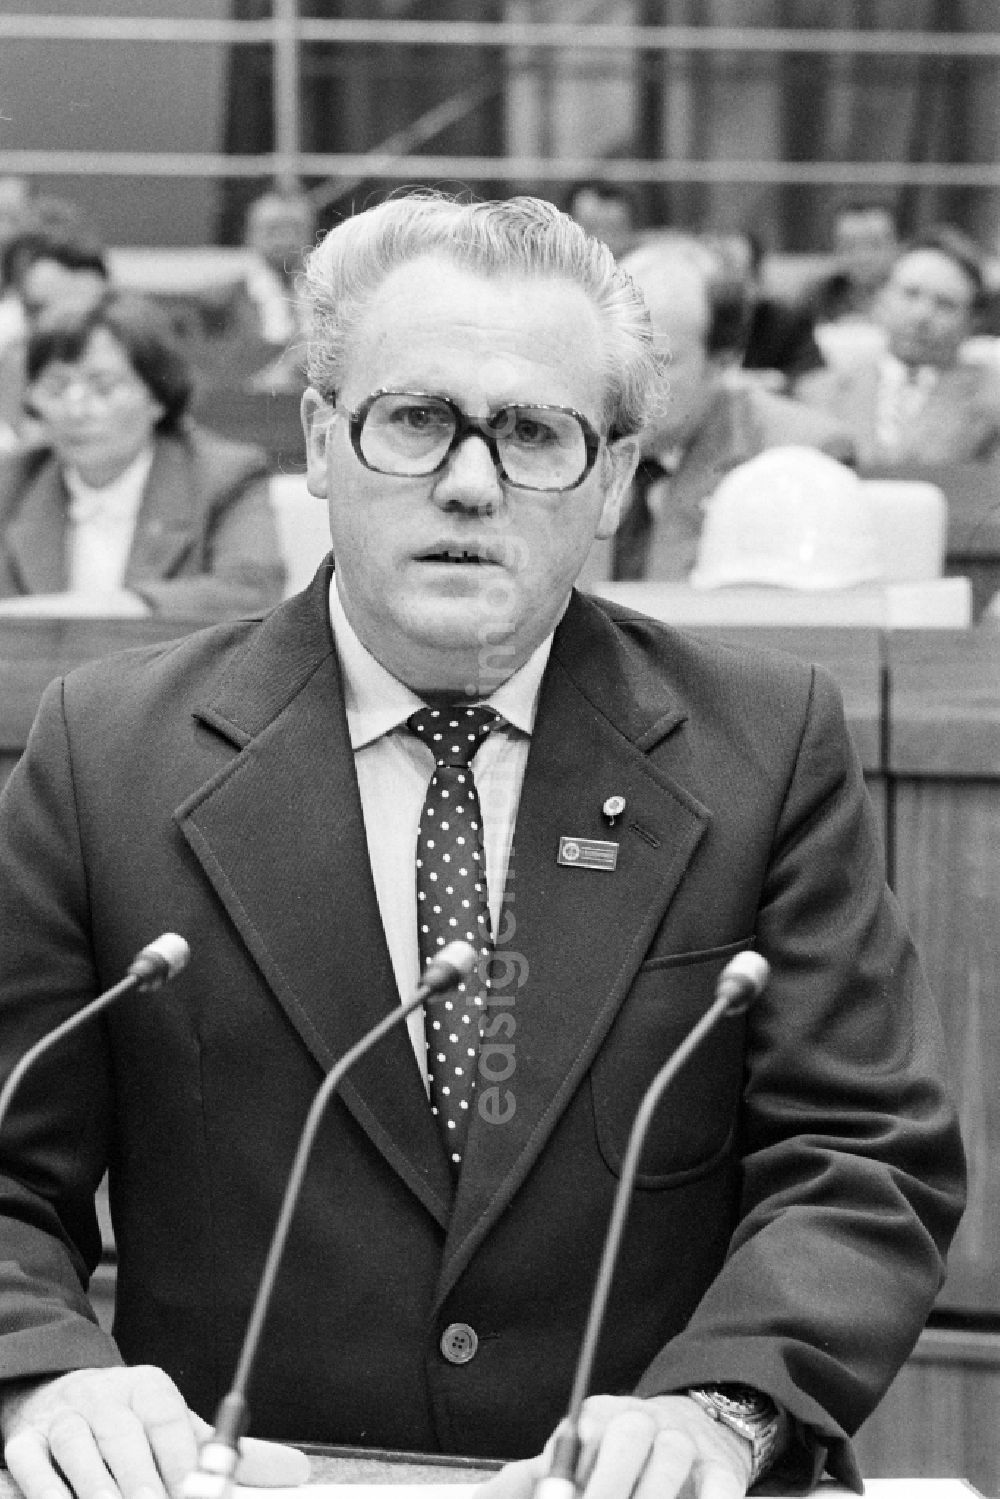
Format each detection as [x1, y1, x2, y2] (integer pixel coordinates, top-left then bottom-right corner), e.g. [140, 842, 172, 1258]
[419, 547, 497, 565]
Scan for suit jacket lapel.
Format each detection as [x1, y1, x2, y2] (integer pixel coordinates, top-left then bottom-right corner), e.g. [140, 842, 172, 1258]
[642, 389, 747, 580]
[176, 573, 453, 1226]
[4, 456, 68, 593]
[438, 592, 711, 1298]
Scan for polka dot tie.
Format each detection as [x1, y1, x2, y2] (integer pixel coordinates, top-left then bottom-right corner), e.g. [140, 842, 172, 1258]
[408, 703, 497, 1175]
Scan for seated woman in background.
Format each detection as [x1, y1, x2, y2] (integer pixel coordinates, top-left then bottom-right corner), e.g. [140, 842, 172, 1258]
[0, 290, 285, 618]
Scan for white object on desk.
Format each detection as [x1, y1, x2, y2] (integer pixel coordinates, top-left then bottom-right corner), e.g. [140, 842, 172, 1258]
[861, 479, 947, 582]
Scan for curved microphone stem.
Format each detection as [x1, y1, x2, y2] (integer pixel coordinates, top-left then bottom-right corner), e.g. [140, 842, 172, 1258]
[535, 953, 769, 1499]
[0, 935, 190, 1137]
[185, 940, 476, 1499]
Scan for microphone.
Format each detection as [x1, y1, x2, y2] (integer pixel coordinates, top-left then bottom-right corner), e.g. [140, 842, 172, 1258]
[534, 949, 771, 1499]
[0, 933, 190, 1136]
[183, 938, 478, 1499]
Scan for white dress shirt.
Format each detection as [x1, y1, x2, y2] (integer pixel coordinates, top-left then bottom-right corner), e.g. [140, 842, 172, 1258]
[875, 354, 939, 454]
[328, 579, 551, 1084]
[64, 446, 155, 595]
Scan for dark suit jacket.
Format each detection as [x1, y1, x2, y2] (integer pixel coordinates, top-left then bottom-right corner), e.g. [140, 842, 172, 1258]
[797, 356, 1000, 466]
[0, 423, 285, 617]
[742, 296, 825, 385]
[0, 569, 964, 1487]
[578, 382, 856, 585]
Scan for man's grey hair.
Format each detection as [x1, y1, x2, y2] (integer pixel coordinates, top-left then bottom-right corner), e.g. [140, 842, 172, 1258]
[303, 191, 661, 437]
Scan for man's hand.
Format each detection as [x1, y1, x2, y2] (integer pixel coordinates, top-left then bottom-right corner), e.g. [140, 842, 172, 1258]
[478, 1394, 753, 1499]
[1, 1368, 310, 1499]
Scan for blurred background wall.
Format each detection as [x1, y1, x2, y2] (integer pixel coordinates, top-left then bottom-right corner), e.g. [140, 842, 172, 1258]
[2, 0, 1000, 251]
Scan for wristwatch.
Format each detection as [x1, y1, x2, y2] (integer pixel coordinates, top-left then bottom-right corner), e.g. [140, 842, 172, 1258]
[685, 1383, 783, 1487]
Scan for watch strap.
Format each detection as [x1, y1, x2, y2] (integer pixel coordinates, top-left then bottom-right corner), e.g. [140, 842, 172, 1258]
[686, 1383, 783, 1487]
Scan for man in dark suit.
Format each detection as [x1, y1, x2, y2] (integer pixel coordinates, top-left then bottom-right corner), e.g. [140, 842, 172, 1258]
[798, 225, 1000, 466]
[0, 194, 965, 1499]
[807, 200, 900, 328]
[578, 235, 856, 588]
[704, 228, 825, 390]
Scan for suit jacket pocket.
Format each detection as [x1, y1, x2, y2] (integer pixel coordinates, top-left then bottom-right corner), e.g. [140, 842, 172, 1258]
[590, 938, 754, 1188]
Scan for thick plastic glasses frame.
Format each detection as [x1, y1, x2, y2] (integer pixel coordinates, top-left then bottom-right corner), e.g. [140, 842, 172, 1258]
[331, 388, 604, 493]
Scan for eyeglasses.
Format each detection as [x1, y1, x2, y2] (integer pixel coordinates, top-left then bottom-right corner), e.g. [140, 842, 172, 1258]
[30, 370, 146, 410]
[333, 389, 604, 493]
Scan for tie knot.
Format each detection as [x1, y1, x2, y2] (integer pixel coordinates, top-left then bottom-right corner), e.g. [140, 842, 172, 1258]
[408, 703, 497, 767]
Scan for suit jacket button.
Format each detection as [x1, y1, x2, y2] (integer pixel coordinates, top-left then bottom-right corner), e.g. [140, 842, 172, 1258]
[440, 1322, 478, 1364]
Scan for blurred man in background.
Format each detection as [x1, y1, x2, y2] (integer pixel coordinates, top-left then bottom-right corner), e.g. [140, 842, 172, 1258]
[236, 184, 316, 390]
[581, 233, 855, 585]
[704, 227, 825, 390]
[565, 178, 638, 256]
[798, 225, 1000, 464]
[809, 199, 901, 326]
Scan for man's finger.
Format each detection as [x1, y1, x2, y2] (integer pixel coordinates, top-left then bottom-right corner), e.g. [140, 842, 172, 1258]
[5, 1424, 77, 1499]
[632, 1428, 700, 1499]
[42, 1406, 128, 1499]
[688, 1450, 753, 1499]
[474, 1455, 545, 1499]
[127, 1373, 200, 1499]
[578, 1408, 660, 1499]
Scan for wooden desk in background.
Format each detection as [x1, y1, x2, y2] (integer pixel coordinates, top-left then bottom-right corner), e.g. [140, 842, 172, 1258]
[191, 387, 307, 476]
[0, 617, 202, 785]
[884, 630, 1000, 1326]
[0, 618, 998, 1494]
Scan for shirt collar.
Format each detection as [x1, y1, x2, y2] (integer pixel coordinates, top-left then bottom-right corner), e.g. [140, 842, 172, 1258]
[880, 352, 940, 391]
[64, 444, 156, 524]
[328, 576, 552, 750]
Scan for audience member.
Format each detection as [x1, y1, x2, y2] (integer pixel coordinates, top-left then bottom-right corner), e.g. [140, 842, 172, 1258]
[583, 234, 855, 584]
[798, 225, 1000, 465]
[0, 189, 964, 1499]
[223, 184, 317, 391]
[809, 199, 900, 326]
[0, 225, 112, 447]
[705, 228, 825, 389]
[0, 177, 34, 451]
[565, 178, 638, 256]
[0, 290, 285, 618]
[0, 176, 33, 340]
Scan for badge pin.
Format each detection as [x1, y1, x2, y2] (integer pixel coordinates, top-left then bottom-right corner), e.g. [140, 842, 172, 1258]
[602, 794, 626, 827]
[557, 835, 619, 872]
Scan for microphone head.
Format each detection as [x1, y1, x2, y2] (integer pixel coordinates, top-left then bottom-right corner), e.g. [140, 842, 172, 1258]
[717, 950, 770, 1014]
[128, 933, 191, 988]
[421, 940, 478, 996]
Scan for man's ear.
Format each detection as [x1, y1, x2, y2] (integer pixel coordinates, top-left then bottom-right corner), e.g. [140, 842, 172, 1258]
[595, 435, 640, 540]
[301, 387, 332, 497]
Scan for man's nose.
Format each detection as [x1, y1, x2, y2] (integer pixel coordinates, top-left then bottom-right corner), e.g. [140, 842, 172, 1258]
[54, 382, 94, 416]
[431, 430, 503, 509]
